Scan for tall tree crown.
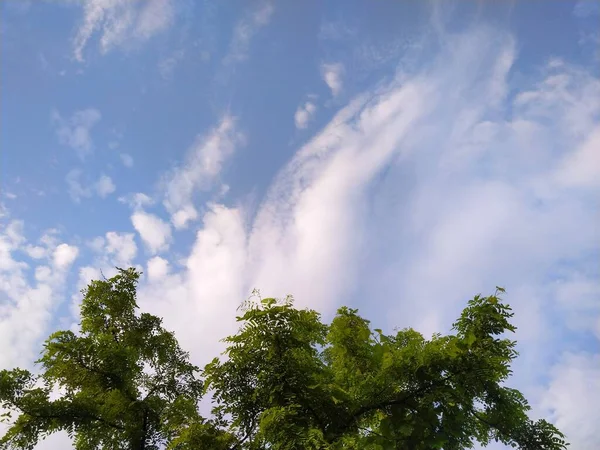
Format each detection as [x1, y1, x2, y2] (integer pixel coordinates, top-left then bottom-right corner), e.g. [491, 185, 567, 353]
[1, 272, 568, 450]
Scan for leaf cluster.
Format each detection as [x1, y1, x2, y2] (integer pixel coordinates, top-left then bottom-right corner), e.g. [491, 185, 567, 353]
[1, 273, 568, 450]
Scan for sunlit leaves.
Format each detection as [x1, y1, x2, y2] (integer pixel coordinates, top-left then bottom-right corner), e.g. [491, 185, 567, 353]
[204, 288, 568, 450]
[1, 276, 567, 450]
[0, 268, 206, 450]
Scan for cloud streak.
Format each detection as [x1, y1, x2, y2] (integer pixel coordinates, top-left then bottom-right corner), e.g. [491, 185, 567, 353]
[294, 100, 317, 129]
[65, 170, 116, 202]
[321, 63, 344, 96]
[52, 108, 101, 159]
[72, 0, 175, 62]
[162, 116, 244, 229]
[224, 1, 274, 65]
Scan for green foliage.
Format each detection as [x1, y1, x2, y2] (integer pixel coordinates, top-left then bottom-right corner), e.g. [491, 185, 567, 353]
[0, 268, 210, 450]
[204, 288, 568, 450]
[1, 272, 568, 450]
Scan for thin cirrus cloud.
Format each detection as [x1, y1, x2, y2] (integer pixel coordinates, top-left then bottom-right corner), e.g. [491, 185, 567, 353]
[321, 62, 344, 96]
[223, 0, 275, 65]
[120, 153, 134, 168]
[65, 170, 116, 202]
[71, 0, 175, 62]
[294, 100, 317, 129]
[161, 115, 244, 229]
[158, 49, 185, 80]
[132, 25, 599, 449]
[52, 108, 101, 159]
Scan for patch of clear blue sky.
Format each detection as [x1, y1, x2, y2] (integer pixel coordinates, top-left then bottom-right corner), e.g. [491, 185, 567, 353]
[0, 0, 596, 267]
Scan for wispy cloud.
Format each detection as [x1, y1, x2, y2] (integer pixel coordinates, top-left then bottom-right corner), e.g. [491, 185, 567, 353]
[65, 170, 116, 202]
[95, 174, 116, 197]
[52, 108, 101, 159]
[118, 192, 153, 210]
[120, 153, 134, 168]
[539, 352, 600, 450]
[72, 0, 175, 62]
[65, 169, 91, 202]
[223, 1, 274, 65]
[158, 49, 185, 80]
[573, 0, 600, 18]
[162, 115, 244, 229]
[321, 62, 344, 97]
[294, 100, 317, 129]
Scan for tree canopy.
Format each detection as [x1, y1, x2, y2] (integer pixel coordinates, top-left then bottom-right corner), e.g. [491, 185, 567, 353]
[1, 268, 568, 449]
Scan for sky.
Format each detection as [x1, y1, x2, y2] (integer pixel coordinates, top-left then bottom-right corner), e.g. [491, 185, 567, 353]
[0, 0, 599, 448]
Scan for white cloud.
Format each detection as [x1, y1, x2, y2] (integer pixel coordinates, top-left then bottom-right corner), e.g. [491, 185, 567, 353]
[77, 266, 102, 290]
[68, 231, 138, 322]
[85, 231, 137, 271]
[294, 101, 317, 129]
[52, 243, 79, 270]
[94, 174, 116, 197]
[162, 115, 244, 229]
[538, 353, 600, 450]
[120, 153, 134, 167]
[146, 256, 169, 281]
[553, 274, 600, 338]
[131, 210, 172, 254]
[23, 229, 69, 262]
[224, 1, 274, 65]
[25, 245, 47, 259]
[171, 207, 198, 230]
[69, 266, 103, 321]
[119, 192, 154, 210]
[555, 126, 600, 188]
[52, 108, 101, 159]
[35, 266, 53, 284]
[105, 231, 137, 266]
[138, 203, 247, 366]
[72, 0, 175, 62]
[0, 218, 77, 372]
[321, 62, 344, 96]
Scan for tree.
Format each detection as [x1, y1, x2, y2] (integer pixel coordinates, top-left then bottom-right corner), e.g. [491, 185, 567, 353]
[0, 268, 227, 450]
[2, 269, 568, 450]
[203, 289, 569, 450]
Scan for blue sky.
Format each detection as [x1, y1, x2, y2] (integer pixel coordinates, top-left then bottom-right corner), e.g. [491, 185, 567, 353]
[1, 1, 599, 448]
